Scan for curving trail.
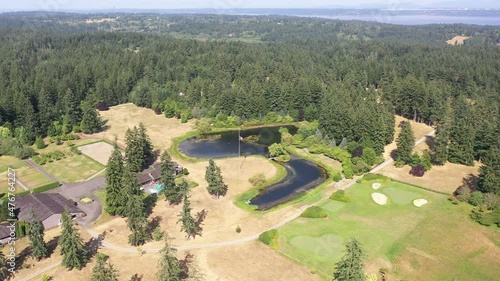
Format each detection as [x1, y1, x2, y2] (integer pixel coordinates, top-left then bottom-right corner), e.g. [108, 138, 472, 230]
[15, 130, 435, 280]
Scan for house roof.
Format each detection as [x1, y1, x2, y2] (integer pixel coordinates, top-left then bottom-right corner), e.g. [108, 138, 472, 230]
[15, 193, 84, 222]
[0, 223, 11, 239]
[137, 162, 161, 184]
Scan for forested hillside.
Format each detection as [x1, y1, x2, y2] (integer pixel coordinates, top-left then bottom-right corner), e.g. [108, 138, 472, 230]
[0, 13, 499, 170]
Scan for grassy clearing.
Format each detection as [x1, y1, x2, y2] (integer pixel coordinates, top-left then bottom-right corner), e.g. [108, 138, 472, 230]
[277, 181, 500, 280]
[43, 154, 105, 182]
[92, 189, 114, 226]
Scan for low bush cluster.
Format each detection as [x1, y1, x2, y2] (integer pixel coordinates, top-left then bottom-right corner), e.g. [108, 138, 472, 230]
[0, 136, 36, 159]
[357, 173, 392, 183]
[249, 173, 266, 187]
[32, 150, 67, 165]
[258, 229, 279, 249]
[300, 206, 328, 218]
[330, 190, 351, 203]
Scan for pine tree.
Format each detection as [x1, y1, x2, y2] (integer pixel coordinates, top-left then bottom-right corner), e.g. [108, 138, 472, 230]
[396, 122, 415, 164]
[59, 210, 88, 270]
[28, 210, 48, 260]
[332, 238, 365, 281]
[138, 123, 154, 161]
[0, 250, 8, 281]
[478, 145, 500, 195]
[205, 159, 227, 198]
[126, 194, 150, 246]
[64, 88, 82, 129]
[448, 96, 475, 166]
[81, 100, 103, 134]
[157, 238, 182, 281]
[177, 193, 200, 239]
[160, 151, 176, 201]
[125, 127, 143, 172]
[91, 253, 119, 281]
[105, 142, 125, 216]
[122, 165, 142, 199]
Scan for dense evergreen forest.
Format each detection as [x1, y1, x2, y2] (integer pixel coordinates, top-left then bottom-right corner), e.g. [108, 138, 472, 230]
[0, 13, 499, 172]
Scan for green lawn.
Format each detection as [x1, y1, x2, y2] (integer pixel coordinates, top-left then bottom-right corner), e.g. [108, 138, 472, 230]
[43, 154, 105, 183]
[0, 157, 55, 193]
[277, 181, 500, 280]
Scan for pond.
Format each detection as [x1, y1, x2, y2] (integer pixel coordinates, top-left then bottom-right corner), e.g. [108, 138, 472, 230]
[179, 126, 328, 210]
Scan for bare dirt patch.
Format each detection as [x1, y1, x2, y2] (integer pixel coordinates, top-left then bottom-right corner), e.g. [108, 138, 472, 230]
[380, 161, 480, 194]
[199, 241, 320, 281]
[88, 103, 194, 151]
[446, 36, 469, 45]
[78, 141, 115, 165]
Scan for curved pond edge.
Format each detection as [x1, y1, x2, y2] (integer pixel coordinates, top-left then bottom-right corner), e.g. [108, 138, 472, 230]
[169, 125, 340, 213]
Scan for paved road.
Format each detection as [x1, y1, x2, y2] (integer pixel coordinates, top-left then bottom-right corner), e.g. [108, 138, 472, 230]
[17, 129, 436, 280]
[25, 159, 59, 183]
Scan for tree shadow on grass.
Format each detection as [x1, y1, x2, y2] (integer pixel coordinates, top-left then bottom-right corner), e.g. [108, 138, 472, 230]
[390, 149, 398, 160]
[47, 235, 60, 257]
[147, 216, 162, 233]
[84, 236, 101, 261]
[458, 173, 479, 193]
[144, 194, 158, 216]
[179, 252, 194, 279]
[193, 209, 208, 239]
[425, 135, 436, 151]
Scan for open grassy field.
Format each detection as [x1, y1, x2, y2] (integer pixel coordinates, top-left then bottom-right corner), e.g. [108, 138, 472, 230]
[78, 141, 115, 165]
[277, 181, 500, 280]
[42, 154, 105, 183]
[88, 103, 194, 151]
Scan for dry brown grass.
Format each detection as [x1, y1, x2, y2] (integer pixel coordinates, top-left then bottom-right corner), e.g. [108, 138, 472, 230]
[446, 36, 470, 45]
[89, 103, 194, 151]
[93, 156, 305, 247]
[380, 161, 480, 194]
[383, 116, 434, 159]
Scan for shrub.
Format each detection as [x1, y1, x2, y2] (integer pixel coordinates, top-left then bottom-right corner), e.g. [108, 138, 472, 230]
[258, 229, 279, 249]
[236, 226, 241, 233]
[357, 173, 392, 183]
[269, 143, 287, 157]
[469, 191, 485, 206]
[278, 127, 289, 134]
[410, 153, 422, 168]
[330, 190, 351, 203]
[249, 173, 266, 187]
[281, 133, 293, 146]
[483, 193, 500, 210]
[342, 161, 354, 179]
[55, 137, 62, 145]
[455, 185, 472, 202]
[353, 160, 370, 175]
[351, 146, 363, 158]
[275, 154, 291, 162]
[409, 165, 425, 177]
[300, 206, 328, 218]
[70, 146, 82, 155]
[308, 144, 326, 154]
[421, 151, 432, 171]
[182, 168, 189, 176]
[153, 228, 165, 241]
[362, 147, 377, 166]
[291, 134, 304, 146]
[35, 137, 46, 149]
[331, 172, 342, 182]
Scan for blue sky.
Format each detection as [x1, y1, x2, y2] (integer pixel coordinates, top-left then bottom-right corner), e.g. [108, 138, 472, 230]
[0, 0, 496, 11]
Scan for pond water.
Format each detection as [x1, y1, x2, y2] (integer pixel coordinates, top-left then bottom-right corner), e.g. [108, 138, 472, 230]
[179, 126, 327, 210]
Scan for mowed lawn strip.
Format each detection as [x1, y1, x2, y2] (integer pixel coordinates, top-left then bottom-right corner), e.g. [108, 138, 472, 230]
[277, 181, 500, 280]
[43, 154, 105, 183]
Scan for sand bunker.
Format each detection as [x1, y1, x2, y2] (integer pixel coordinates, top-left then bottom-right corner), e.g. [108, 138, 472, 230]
[413, 199, 428, 207]
[372, 183, 381, 190]
[372, 193, 388, 205]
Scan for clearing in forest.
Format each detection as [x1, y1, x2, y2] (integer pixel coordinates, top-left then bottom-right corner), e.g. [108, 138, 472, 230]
[446, 36, 470, 45]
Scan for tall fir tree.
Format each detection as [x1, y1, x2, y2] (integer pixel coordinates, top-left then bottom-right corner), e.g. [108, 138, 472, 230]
[91, 253, 119, 281]
[478, 145, 500, 195]
[138, 122, 154, 162]
[433, 100, 453, 165]
[157, 239, 183, 281]
[205, 159, 228, 198]
[332, 238, 366, 281]
[59, 209, 88, 270]
[160, 151, 176, 201]
[126, 194, 150, 246]
[125, 127, 143, 172]
[80, 100, 103, 134]
[28, 210, 48, 260]
[177, 193, 200, 239]
[105, 142, 125, 216]
[448, 96, 475, 166]
[122, 165, 142, 198]
[64, 88, 82, 129]
[396, 121, 415, 164]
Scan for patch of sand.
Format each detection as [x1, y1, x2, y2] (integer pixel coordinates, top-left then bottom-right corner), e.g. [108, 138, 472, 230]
[372, 193, 388, 205]
[446, 36, 469, 45]
[372, 183, 381, 190]
[413, 199, 428, 207]
[78, 141, 115, 165]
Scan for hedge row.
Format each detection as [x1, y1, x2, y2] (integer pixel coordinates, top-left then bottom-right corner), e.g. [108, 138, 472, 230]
[33, 182, 61, 193]
[356, 173, 392, 183]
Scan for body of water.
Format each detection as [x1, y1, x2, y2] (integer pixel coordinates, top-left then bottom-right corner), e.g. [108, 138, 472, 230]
[179, 126, 327, 210]
[314, 15, 500, 25]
